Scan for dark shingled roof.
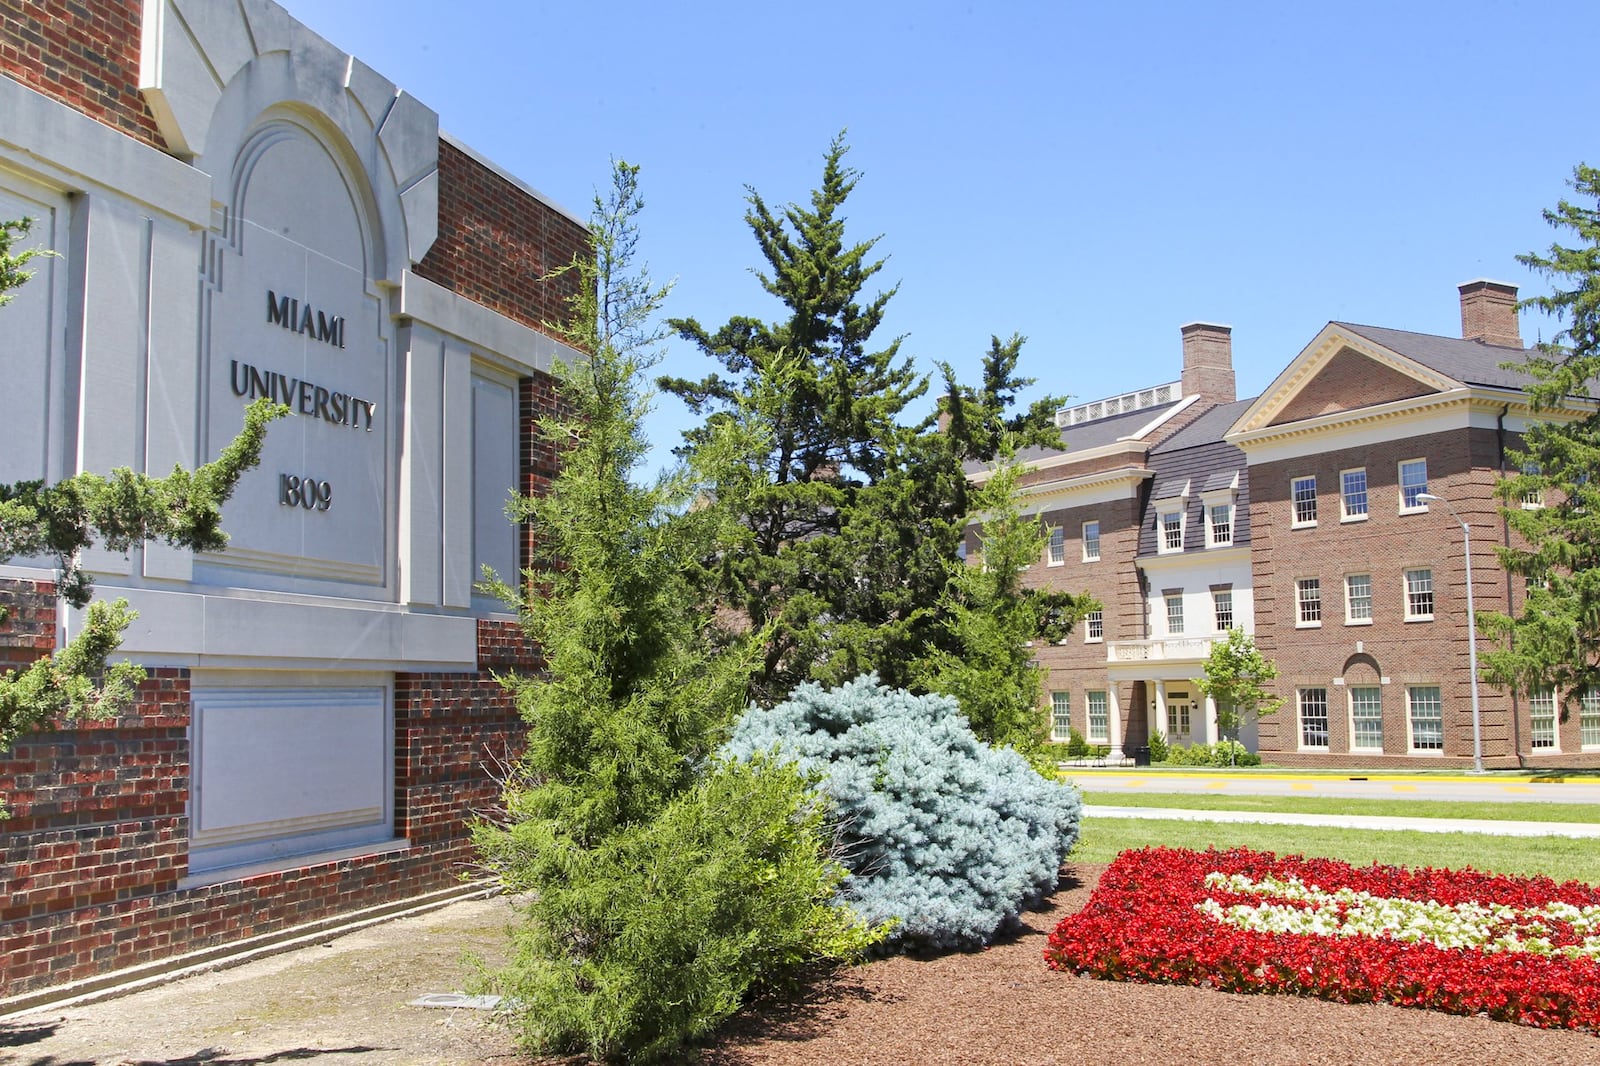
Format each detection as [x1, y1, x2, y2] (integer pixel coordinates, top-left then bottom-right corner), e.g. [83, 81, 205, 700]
[1004, 399, 1187, 469]
[1152, 396, 1258, 453]
[1336, 323, 1536, 391]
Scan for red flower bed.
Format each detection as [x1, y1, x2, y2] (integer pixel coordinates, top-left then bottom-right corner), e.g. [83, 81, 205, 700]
[1045, 847, 1600, 1031]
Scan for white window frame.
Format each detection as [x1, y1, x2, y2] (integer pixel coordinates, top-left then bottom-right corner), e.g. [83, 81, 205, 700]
[1213, 588, 1234, 632]
[1298, 688, 1330, 750]
[1084, 609, 1104, 644]
[1344, 573, 1373, 625]
[1291, 475, 1318, 528]
[1167, 699, 1191, 738]
[1158, 507, 1184, 554]
[1340, 467, 1369, 522]
[1582, 688, 1600, 750]
[1206, 502, 1233, 547]
[1082, 520, 1101, 562]
[1404, 568, 1435, 621]
[1295, 577, 1322, 628]
[1530, 689, 1559, 751]
[1165, 592, 1185, 635]
[1050, 690, 1072, 742]
[1047, 526, 1065, 566]
[1398, 459, 1429, 513]
[1349, 686, 1383, 751]
[1407, 686, 1444, 753]
[1086, 690, 1109, 744]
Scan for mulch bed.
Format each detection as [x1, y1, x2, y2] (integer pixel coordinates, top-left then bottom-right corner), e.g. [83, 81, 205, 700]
[694, 863, 1600, 1066]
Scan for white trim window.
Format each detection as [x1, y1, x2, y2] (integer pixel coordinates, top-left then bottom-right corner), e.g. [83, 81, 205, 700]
[1047, 526, 1065, 566]
[1167, 699, 1191, 738]
[1340, 468, 1369, 522]
[1207, 502, 1233, 547]
[1345, 573, 1373, 624]
[1298, 688, 1330, 749]
[1399, 459, 1429, 512]
[1082, 520, 1101, 562]
[1582, 688, 1600, 750]
[1296, 578, 1322, 627]
[1530, 689, 1559, 751]
[1165, 592, 1185, 635]
[1159, 508, 1184, 553]
[1085, 609, 1104, 643]
[1349, 686, 1383, 751]
[1213, 588, 1234, 632]
[1050, 690, 1072, 742]
[1086, 690, 1109, 743]
[1404, 568, 1434, 621]
[1291, 475, 1318, 527]
[1407, 686, 1444, 752]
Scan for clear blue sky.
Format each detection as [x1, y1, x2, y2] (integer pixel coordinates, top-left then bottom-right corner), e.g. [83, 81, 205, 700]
[299, 0, 1593, 470]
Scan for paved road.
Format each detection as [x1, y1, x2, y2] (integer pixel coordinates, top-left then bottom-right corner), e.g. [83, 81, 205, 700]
[1063, 769, 1600, 805]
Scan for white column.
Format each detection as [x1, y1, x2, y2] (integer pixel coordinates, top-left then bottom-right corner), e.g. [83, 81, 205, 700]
[1154, 681, 1168, 741]
[1106, 685, 1125, 761]
[1203, 694, 1220, 744]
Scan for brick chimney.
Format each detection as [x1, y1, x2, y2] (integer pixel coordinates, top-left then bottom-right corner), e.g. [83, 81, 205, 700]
[1180, 322, 1236, 405]
[1458, 279, 1522, 348]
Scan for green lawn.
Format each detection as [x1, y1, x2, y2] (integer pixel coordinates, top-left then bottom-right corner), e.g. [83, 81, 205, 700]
[1077, 789, 1600, 824]
[1070, 817, 1600, 886]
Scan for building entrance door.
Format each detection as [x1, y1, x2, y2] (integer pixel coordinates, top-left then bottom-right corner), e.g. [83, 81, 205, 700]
[1165, 690, 1194, 747]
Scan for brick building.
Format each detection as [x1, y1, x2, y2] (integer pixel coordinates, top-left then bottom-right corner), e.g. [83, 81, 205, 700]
[1017, 283, 1599, 770]
[1, 0, 586, 1000]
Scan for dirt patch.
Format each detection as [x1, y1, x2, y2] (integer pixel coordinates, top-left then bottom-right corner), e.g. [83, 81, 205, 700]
[6, 866, 1600, 1065]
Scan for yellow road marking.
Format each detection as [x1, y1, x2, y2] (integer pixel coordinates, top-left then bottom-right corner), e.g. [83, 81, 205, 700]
[1205, 781, 1228, 790]
[1123, 780, 1145, 788]
[1501, 785, 1535, 794]
[1391, 784, 1418, 792]
[1290, 783, 1314, 792]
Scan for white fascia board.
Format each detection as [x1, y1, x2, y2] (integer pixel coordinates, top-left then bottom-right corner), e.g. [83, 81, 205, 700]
[1135, 544, 1252, 576]
[0, 76, 209, 225]
[399, 270, 582, 375]
[1228, 390, 1468, 463]
[1122, 393, 1202, 441]
[1013, 468, 1153, 516]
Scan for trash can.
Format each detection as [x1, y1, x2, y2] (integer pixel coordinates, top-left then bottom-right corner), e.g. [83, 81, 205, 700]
[1132, 745, 1152, 767]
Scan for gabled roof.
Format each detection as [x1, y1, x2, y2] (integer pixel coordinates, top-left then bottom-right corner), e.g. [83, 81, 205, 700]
[1336, 323, 1534, 391]
[1153, 396, 1257, 454]
[970, 397, 1192, 476]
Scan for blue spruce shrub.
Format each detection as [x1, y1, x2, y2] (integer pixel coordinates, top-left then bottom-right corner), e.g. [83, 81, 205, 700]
[722, 675, 1082, 950]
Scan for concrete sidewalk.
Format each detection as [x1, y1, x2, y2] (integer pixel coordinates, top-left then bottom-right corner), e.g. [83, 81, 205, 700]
[1083, 804, 1600, 838]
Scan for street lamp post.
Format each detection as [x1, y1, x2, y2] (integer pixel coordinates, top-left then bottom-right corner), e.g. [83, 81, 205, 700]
[1416, 493, 1485, 774]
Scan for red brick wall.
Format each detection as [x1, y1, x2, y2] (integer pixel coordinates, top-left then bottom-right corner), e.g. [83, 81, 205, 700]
[416, 139, 589, 335]
[0, 0, 167, 150]
[1271, 348, 1433, 427]
[0, 577, 55, 671]
[0, 617, 533, 996]
[1244, 425, 1560, 768]
[1022, 493, 1146, 747]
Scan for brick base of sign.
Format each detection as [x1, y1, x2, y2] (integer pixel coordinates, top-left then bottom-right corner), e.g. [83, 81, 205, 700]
[0, 585, 533, 998]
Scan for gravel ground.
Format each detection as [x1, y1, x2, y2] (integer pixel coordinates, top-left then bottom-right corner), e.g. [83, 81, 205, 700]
[6, 865, 1599, 1066]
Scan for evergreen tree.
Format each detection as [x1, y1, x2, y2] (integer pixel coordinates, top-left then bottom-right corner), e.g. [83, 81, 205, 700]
[1481, 163, 1600, 700]
[911, 447, 1088, 760]
[474, 163, 876, 1062]
[661, 136, 1063, 702]
[1, 216, 285, 754]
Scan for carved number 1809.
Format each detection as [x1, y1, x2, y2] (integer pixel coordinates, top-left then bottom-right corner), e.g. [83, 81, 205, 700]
[279, 473, 333, 512]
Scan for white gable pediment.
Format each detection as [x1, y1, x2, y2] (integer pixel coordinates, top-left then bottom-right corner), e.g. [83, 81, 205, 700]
[1227, 323, 1464, 438]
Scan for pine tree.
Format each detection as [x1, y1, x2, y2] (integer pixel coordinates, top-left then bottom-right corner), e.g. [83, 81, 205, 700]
[1480, 164, 1600, 700]
[474, 163, 874, 1062]
[1, 216, 285, 754]
[661, 136, 1063, 702]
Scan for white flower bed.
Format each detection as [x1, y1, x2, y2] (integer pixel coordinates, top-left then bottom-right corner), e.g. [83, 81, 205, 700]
[1196, 872, 1600, 959]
